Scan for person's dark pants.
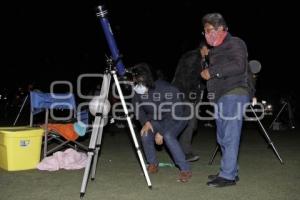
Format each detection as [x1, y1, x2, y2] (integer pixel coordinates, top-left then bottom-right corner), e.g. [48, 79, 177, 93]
[179, 116, 198, 155]
[141, 120, 190, 171]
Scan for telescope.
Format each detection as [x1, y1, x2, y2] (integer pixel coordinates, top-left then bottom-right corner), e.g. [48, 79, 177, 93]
[80, 5, 152, 198]
[96, 5, 126, 76]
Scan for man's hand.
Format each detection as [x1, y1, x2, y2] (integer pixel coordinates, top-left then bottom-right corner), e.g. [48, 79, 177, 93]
[200, 68, 211, 80]
[141, 121, 154, 136]
[200, 47, 209, 58]
[252, 97, 257, 106]
[155, 132, 163, 145]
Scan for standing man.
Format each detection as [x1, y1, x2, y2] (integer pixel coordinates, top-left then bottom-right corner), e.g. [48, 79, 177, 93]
[200, 13, 250, 187]
[172, 41, 208, 162]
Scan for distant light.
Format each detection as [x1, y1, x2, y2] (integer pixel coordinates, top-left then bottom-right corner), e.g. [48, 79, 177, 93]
[262, 100, 267, 104]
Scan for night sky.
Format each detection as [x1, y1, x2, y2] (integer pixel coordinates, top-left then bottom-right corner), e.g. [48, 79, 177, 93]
[2, 1, 298, 111]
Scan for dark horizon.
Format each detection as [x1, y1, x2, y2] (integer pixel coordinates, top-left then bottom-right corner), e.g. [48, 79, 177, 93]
[2, 1, 298, 105]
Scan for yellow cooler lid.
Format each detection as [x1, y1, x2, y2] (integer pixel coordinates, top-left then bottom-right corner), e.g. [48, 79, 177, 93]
[0, 126, 44, 138]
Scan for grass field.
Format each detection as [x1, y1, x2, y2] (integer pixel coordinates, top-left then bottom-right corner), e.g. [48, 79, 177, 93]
[0, 124, 299, 200]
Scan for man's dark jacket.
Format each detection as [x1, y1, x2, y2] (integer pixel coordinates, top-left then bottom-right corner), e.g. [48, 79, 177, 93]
[172, 49, 206, 103]
[207, 33, 253, 102]
[132, 80, 187, 135]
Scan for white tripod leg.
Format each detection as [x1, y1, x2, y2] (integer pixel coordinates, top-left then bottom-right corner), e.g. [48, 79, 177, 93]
[80, 73, 111, 198]
[90, 117, 106, 180]
[112, 71, 152, 188]
[90, 74, 112, 180]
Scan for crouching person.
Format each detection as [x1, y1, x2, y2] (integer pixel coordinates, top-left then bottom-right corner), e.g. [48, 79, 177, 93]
[131, 63, 192, 183]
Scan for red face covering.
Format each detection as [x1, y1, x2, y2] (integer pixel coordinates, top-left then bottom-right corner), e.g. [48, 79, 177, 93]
[205, 29, 228, 47]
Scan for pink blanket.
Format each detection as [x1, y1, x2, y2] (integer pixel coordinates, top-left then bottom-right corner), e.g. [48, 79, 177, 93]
[37, 148, 87, 171]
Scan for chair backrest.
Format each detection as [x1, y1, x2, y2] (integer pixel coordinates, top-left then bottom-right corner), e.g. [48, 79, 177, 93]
[30, 91, 76, 126]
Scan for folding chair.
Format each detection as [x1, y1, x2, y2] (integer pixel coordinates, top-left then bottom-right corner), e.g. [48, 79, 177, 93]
[29, 91, 89, 158]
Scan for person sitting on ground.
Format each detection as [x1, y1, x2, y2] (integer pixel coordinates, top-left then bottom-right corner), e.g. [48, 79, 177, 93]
[131, 62, 192, 183]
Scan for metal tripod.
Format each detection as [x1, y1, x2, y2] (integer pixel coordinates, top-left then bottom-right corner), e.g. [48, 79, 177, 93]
[269, 101, 288, 129]
[79, 61, 152, 199]
[13, 95, 29, 126]
[208, 105, 284, 165]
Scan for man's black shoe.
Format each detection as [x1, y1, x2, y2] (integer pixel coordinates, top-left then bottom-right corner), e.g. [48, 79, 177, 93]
[208, 173, 239, 182]
[207, 176, 236, 187]
[185, 153, 200, 162]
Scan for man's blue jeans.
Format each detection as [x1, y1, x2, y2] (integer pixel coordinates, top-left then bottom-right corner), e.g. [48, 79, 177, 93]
[216, 94, 250, 180]
[141, 119, 190, 171]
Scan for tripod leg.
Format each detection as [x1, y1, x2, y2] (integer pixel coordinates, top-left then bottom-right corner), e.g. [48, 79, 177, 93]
[90, 74, 112, 181]
[208, 144, 219, 165]
[80, 73, 111, 198]
[80, 152, 93, 199]
[287, 102, 296, 129]
[112, 72, 152, 188]
[251, 106, 284, 164]
[90, 118, 106, 180]
[269, 102, 287, 129]
[13, 95, 28, 126]
[43, 109, 49, 158]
